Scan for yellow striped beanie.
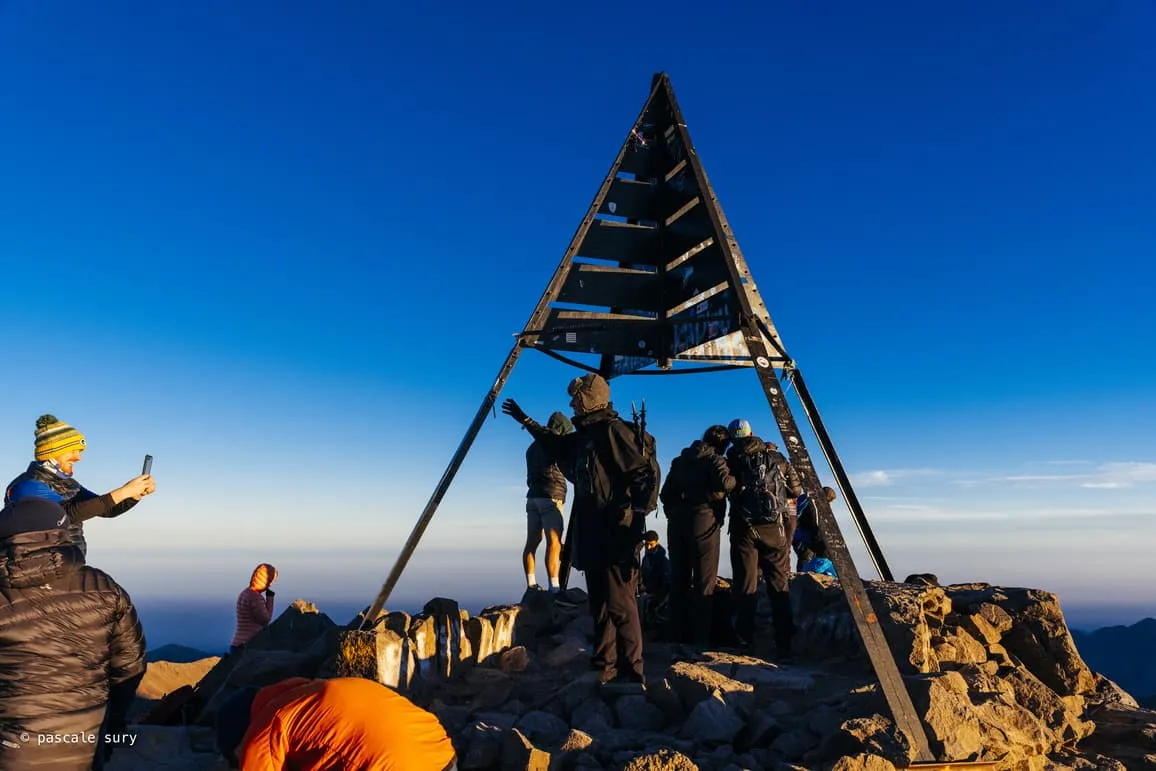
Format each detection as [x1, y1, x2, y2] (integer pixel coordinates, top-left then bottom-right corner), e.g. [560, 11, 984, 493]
[34, 414, 87, 461]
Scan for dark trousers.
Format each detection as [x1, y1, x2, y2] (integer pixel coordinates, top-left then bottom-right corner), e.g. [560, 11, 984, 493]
[668, 508, 721, 646]
[730, 517, 794, 655]
[585, 562, 644, 680]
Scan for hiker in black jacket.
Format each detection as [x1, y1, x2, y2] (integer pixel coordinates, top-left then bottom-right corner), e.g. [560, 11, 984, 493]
[0, 498, 146, 770]
[659, 425, 735, 650]
[523, 411, 574, 594]
[502, 373, 651, 688]
[725, 419, 803, 662]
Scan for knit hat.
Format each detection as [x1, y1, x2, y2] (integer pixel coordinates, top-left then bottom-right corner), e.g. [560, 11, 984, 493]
[215, 686, 260, 761]
[567, 374, 610, 415]
[0, 498, 71, 539]
[34, 414, 87, 461]
[728, 419, 752, 439]
[546, 411, 574, 435]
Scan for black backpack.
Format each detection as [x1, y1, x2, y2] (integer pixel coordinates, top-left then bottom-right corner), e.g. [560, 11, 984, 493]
[732, 447, 791, 526]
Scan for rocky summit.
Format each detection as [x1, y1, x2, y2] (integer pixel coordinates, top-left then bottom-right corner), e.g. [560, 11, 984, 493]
[110, 576, 1156, 770]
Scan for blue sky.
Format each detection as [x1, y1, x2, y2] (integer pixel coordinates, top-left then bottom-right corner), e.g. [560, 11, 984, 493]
[1, 1, 1153, 649]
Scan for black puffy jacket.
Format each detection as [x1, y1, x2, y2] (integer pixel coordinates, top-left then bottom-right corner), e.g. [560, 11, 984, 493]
[0, 529, 147, 770]
[660, 440, 735, 520]
[526, 440, 568, 502]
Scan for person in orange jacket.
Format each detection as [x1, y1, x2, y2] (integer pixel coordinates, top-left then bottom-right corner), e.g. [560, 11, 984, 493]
[215, 676, 458, 770]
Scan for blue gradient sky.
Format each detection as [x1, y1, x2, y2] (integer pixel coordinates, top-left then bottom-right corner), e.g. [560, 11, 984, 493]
[2, 1, 1153, 650]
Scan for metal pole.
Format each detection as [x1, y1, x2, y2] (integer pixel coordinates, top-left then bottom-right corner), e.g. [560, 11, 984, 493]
[357, 343, 525, 629]
[786, 367, 895, 582]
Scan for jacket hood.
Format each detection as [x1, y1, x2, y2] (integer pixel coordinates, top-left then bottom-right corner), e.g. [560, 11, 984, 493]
[680, 440, 717, 461]
[731, 435, 768, 455]
[572, 406, 619, 428]
[0, 529, 84, 589]
[249, 563, 278, 591]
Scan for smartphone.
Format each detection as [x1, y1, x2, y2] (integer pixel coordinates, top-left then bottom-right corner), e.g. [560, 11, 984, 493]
[142, 454, 153, 476]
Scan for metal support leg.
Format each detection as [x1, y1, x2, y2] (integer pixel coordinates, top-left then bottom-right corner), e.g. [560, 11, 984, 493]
[740, 320, 934, 762]
[357, 343, 525, 629]
[786, 367, 895, 582]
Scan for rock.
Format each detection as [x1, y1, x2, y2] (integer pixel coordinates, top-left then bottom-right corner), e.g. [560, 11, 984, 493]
[466, 616, 498, 666]
[645, 678, 686, 726]
[811, 715, 908, 766]
[517, 588, 566, 641]
[732, 707, 782, 751]
[620, 748, 698, 771]
[946, 585, 1096, 697]
[514, 710, 570, 748]
[543, 639, 588, 668]
[195, 648, 322, 726]
[502, 728, 550, 771]
[827, 754, 898, 771]
[940, 628, 988, 665]
[459, 721, 506, 770]
[245, 599, 337, 653]
[667, 661, 754, 712]
[474, 711, 519, 731]
[1090, 674, 1140, 708]
[500, 646, 530, 673]
[481, 605, 521, 660]
[572, 698, 614, 735]
[962, 610, 1004, 646]
[323, 627, 413, 689]
[556, 729, 594, 752]
[680, 692, 744, 744]
[614, 694, 665, 731]
[770, 729, 819, 761]
[908, 671, 984, 760]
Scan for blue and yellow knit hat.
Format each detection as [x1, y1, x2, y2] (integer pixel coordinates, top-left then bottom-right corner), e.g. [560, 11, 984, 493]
[728, 418, 752, 439]
[34, 414, 87, 461]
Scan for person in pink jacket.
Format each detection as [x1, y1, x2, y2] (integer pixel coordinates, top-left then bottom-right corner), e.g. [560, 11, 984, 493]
[231, 563, 277, 653]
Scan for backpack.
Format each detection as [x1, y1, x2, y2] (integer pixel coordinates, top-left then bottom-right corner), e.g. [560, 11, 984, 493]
[732, 447, 791, 527]
[632, 424, 661, 514]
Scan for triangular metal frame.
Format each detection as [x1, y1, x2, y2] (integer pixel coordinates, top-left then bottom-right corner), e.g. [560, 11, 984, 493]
[360, 73, 936, 763]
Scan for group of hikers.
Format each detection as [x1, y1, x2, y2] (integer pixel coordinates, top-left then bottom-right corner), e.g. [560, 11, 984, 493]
[509, 373, 842, 677]
[0, 414, 459, 770]
[0, 382, 842, 768]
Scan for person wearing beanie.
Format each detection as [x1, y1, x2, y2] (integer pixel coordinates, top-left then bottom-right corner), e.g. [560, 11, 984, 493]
[502, 374, 653, 690]
[725, 418, 803, 663]
[522, 410, 574, 594]
[215, 677, 458, 770]
[231, 563, 279, 652]
[659, 424, 735, 652]
[4, 413, 156, 557]
[0, 498, 147, 770]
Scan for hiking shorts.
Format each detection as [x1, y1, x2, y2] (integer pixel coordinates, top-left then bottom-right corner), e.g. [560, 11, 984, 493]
[526, 498, 564, 537]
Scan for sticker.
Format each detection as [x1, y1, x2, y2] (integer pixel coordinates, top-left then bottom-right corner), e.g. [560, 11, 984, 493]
[608, 202, 617, 214]
[788, 436, 799, 444]
[637, 340, 646, 349]
[769, 388, 779, 395]
[755, 356, 770, 368]
[565, 332, 577, 344]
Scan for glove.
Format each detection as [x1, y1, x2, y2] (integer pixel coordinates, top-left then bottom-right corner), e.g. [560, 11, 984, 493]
[501, 399, 529, 425]
[264, 589, 275, 598]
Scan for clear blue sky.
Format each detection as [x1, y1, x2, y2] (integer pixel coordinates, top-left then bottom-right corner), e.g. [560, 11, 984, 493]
[2, 0, 1153, 649]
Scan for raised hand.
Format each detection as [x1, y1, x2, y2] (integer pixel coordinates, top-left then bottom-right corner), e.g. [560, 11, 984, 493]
[501, 398, 529, 425]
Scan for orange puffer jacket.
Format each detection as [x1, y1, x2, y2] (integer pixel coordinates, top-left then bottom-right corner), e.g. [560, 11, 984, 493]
[239, 677, 457, 770]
